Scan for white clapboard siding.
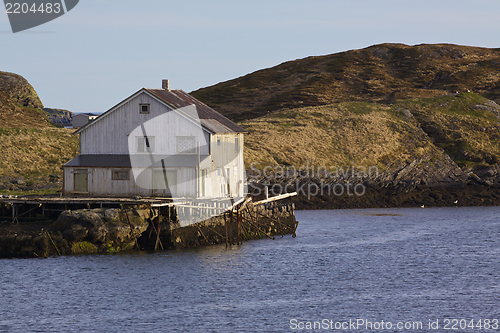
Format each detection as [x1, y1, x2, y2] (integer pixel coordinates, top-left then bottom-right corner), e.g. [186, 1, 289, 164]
[206, 133, 244, 197]
[66, 89, 245, 198]
[80, 92, 210, 156]
[64, 167, 196, 197]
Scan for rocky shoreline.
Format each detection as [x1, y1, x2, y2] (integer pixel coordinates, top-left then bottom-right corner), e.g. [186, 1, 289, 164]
[292, 184, 500, 210]
[2, 158, 500, 258]
[0, 199, 297, 259]
[0, 206, 151, 258]
[248, 154, 500, 209]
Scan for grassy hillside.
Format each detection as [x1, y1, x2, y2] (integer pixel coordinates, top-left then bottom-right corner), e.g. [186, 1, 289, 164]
[0, 124, 79, 193]
[242, 93, 500, 175]
[0, 128, 78, 189]
[0, 72, 79, 194]
[0, 91, 53, 128]
[192, 43, 500, 122]
[396, 93, 500, 169]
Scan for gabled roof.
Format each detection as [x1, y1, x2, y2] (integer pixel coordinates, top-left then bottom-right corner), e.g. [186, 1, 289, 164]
[146, 89, 246, 134]
[74, 112, 97, 117]
[74, 88, 246, 135]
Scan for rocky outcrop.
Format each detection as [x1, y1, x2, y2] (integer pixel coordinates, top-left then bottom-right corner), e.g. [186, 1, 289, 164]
[43, 108, 73, 126]
[0, 206, 151, 258]
[0, 71, 43, 109]
[471, 100, 500, 119]
[52, 207, 150, 253]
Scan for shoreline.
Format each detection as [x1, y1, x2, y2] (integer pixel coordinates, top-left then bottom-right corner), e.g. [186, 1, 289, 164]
[291, 184, 500, 210]
[246, 184, 500, 210]
[0, 198, 297, 259]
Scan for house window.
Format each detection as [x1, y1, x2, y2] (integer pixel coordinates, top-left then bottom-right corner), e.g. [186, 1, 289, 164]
[217, 137, 221, 146]
[139, 104, 150, 114]
[235, 137, 239, 152]
[176, 136, 196, 154]
[112, 169, 130, 180]
[137, 136, 155, 153]
[217, 168, 221, 176]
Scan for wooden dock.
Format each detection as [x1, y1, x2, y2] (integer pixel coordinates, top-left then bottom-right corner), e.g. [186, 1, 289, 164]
[0, 193, 297, 224]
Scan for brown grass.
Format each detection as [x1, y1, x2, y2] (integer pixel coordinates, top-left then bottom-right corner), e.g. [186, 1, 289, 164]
[192, 43, 500, 122]
[241, 102, 437, 170]
[241, 92, 500, 171]
[0, 128, 78, 178]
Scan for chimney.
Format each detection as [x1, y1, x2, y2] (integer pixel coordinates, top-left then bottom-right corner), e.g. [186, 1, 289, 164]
[162, 79, 170, 91]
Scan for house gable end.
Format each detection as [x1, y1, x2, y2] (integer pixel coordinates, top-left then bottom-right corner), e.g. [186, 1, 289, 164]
[75, 88, 213, 136]
[78, 90, 213, 155]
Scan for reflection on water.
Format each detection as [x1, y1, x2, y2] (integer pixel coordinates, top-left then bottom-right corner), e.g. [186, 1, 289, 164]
[1, 206, 499, 332]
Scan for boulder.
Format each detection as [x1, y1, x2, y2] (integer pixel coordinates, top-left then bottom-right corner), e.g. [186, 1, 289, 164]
[52, 207, 150, 253]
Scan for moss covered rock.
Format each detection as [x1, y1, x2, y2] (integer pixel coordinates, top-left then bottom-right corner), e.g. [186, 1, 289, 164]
[52, 207, 150, 254]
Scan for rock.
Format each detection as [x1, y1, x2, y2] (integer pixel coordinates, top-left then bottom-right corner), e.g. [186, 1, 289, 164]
[52, 207, 150, 253]
[471, 101, 500, 119]
[0, 71, 43, 109]
[429, 192, 442, 201]
[43, 108, 74, 126]
[469, 173, 483, 184]
[372, 47, 389, 59]
[402, 109, 413, 118]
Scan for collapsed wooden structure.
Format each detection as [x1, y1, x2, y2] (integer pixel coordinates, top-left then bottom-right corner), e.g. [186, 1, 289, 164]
[0, 193, 298, 255]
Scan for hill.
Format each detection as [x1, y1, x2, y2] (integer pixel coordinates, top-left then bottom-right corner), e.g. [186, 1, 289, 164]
[191, 43, 500, 122]
[242, 92, 500, 176]
[0, 72, 78, 193]
[242, 92, 500, 209]
[0, 71, 53, 128]
[0, 71, 43, 109]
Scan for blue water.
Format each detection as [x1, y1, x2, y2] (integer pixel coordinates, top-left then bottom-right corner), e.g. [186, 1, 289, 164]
[1, 207, 499, 332]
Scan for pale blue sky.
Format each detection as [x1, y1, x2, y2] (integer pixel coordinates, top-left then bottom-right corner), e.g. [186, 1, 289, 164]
[2, 0, 500, 114]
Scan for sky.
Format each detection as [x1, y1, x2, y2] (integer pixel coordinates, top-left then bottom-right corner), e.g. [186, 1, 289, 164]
[1, 0, 500, 114]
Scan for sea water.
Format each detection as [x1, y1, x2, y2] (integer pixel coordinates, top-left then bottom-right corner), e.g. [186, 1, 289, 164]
[1, 206, 499, 332]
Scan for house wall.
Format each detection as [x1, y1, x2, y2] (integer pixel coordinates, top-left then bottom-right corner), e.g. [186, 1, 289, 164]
[205, 133, 245, 198]
[80, 91, 210, 156]
[73, 114, 90, 128]
[64, 166, 196, 197]
[69, 89, 245, 199]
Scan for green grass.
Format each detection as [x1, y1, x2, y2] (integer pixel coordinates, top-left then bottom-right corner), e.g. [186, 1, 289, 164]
[395, 93, 500, 168]
[0, 127, 78, 188]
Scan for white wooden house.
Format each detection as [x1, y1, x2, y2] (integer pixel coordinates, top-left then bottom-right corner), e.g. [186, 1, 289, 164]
[63, 80, 246, 198]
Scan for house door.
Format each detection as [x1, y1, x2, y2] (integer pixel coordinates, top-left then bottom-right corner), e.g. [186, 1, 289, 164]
[74, 169, 88, 192]
[153, 169, 177, 197]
